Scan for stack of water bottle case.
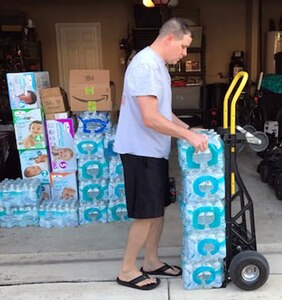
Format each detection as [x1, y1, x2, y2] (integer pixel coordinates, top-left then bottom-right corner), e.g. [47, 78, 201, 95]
[0, 71, 128, 228]
[177, 129, 226, 289]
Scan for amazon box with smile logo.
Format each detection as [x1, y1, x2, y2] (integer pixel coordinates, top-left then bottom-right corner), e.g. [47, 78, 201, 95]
[69, 70, 113, 112]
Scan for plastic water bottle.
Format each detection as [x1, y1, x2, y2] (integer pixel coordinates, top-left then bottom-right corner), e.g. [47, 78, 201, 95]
[0, 206, 38, 228]
[177, 129, 224, 173]
[75, 133, 105, 158]
[77, 111, 111, 135]
[109, 155, 123, 179]
[107, 201, 129, 223]
[78, 157, 109, 180]
[180, 200, 225, 233]
[181, 258, 224, 290]
[79, 201, 108, 224]
[108, 177, 125, 203]
[182, 229, 226, 262]
[38, 200, 78, 228]
[79, 179, 109, 203]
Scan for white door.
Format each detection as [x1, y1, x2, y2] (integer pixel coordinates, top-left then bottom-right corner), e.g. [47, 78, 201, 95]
[56, 23, 103, 94]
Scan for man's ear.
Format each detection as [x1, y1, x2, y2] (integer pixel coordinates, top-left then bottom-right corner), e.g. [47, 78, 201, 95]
[164, 33, 175, 45]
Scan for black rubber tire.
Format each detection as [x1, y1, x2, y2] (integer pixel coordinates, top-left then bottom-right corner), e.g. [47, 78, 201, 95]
[229, 250, 270, 291]
[274, 174, 282, 200]
[260, 163, 269, 183]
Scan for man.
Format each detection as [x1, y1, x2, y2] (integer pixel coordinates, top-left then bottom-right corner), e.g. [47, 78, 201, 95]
[114, 17, 208, 290]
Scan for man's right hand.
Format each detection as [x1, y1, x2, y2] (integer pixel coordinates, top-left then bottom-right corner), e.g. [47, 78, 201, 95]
[184, 130, 208, 152]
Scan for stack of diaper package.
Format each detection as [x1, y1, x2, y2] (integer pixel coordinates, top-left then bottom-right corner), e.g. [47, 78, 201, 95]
[75, 112, 128, 224]
[177, 129, 226, 290]
[0, 72, 50, 227]
[39, 117, 79, 228]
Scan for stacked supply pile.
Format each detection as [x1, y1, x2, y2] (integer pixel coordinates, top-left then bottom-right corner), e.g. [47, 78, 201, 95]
[0, 178, 42, 227]
[106, 126, 129, 222]
[4, 72, 50, 226]
[42, 117, 79, 227]
[178, 129, 226, 290]
[69, 69, 129, 224]
[76, 111, 111, 224]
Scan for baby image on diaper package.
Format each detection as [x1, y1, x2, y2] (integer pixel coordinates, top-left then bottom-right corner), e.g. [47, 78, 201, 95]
[46, 118, 77, 172]
[19, 149, 50, 184]
[50, 172, 78, 201]
[12, 108, 46, 150]
[6, 71, 50, 109]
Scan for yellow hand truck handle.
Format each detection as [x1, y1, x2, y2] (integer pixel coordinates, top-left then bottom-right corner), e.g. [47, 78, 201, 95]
[223, 71, 249, 134]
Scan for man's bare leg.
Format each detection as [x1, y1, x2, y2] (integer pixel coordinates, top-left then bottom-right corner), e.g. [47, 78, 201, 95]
[143, 216, 180, 275]
[118, 218, 157, 287]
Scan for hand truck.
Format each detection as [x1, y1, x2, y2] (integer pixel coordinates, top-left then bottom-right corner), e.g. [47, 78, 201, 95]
[221, 71, 270, 290]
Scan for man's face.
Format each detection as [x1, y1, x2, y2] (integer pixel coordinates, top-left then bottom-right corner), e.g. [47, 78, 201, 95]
[166, 34, 192, 65]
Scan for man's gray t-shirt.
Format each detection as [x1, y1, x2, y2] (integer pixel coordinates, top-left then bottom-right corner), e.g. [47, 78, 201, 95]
[114, 46, 172, 159]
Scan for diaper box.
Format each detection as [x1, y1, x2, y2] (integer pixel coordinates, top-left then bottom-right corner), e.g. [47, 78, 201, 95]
[12, 108, 46, 150]
[6, 71, 50, 109]
[46, 118, 77, 172]
[50, 172, 78, 201]
[19, 148, 50, 183]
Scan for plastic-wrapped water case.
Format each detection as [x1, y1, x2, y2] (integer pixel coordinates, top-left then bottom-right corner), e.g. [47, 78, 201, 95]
[109, 155, 123, 180]
[75, 133, 105, 159]
[79, 179, 109, 204]
[78, 157, 109, 180]
[182, 229, 226, 262]
[108, 177, 125, 202]
[180, 200, 225, 232]
[181, 258, 224, 290]
[0, 178, 42, 208]
[107, 201, 129, 223]
[0, 206, 38, 228]
[38, 199, 78, 228]
[79, 201, 108, 224]
[77, 111, 111, 135]
[181, 170, 225, 202]
[178, 129, 224, 173]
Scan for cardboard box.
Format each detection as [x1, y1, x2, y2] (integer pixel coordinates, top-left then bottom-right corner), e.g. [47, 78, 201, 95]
[69, 70, 112, 112]
[39, 87, 69, 114]
[6, 71, 50, 109]
[12, 108, 47, 150]
[45, 111, 70, 120]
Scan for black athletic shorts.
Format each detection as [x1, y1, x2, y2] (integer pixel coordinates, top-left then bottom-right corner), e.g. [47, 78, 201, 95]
[120, 153, 171, 219]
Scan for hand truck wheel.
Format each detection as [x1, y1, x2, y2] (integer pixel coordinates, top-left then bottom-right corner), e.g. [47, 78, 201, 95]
[229, 250, 270, 291]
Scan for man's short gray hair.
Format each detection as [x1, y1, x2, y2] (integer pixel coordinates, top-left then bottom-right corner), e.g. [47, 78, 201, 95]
[159, 17, 191, 40]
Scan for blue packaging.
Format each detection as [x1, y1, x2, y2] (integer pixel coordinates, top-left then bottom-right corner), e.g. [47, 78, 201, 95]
[0, 206, 38, 228]
[78, 157, 109, 180]
[78, 179, 108, 204]
[79, 201, 108, 224]
[38, 199, 78, 228]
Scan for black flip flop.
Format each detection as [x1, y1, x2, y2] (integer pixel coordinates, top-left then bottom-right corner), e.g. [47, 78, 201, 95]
[116, 273, 161, 290]
[140, 263, 182, 277]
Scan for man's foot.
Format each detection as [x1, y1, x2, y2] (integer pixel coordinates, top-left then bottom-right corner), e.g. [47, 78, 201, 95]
[141, 262, 182, 277]
[116, 273, 160, 290]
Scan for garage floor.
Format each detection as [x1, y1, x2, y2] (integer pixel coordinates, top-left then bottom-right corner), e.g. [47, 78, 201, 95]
[0, 138, 281, 259]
